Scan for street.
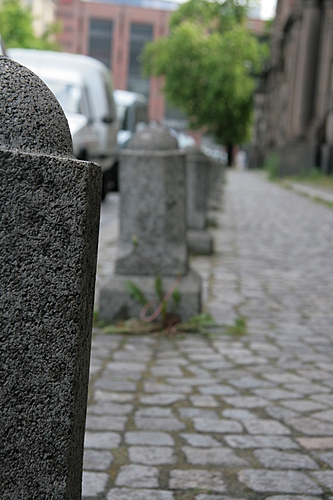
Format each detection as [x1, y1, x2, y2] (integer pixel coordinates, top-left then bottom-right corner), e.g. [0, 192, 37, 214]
[84, 170, 333, 499]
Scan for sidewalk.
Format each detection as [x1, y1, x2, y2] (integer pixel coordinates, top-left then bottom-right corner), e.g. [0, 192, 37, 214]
[84, 170, 333, 499]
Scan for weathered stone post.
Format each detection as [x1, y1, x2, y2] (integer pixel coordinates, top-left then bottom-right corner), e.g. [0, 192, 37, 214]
[186, 146, 213, 255]
[0, 57, 102, 498]
[208, 156, 225, 210]
[99, 126, 201, 323]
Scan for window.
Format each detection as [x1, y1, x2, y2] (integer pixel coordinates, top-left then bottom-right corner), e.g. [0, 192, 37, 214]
[88, 19, 113, 68]
[127, 23, 153, 97]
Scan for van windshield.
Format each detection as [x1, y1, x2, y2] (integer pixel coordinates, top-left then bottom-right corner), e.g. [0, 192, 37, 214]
[46, 81, 83, 114]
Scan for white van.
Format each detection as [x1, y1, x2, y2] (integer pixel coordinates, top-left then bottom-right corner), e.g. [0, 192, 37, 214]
[8, 49, 118, 199]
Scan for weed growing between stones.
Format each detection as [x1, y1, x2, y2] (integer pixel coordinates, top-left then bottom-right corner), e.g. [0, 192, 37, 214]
[225, 317, 247, 336]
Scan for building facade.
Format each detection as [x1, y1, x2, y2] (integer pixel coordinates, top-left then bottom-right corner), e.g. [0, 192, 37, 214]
[251, 0, 333, 175]
[56, 0, 177, 123]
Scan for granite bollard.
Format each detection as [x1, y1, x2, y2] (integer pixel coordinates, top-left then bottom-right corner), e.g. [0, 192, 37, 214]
[99, 126, 201, 323]
[186, 146, 213, 255]
[0, 57, 102, 498]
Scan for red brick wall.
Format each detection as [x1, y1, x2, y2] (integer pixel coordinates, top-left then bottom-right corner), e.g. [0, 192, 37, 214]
[56, 0, 171, 122]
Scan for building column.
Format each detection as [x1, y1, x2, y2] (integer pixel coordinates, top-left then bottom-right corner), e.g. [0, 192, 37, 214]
[289, 0, 322, 138]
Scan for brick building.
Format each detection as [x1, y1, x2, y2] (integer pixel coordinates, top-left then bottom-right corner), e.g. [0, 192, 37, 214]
[251, 0, 333, 175]
[56, 0, 177, 123]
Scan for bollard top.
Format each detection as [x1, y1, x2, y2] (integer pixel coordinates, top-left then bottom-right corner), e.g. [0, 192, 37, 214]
[0, 56, 74, 157]
[128, 125, 178, 151]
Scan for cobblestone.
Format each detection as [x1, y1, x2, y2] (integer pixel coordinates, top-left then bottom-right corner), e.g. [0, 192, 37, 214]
[169, 469, 227, 492]
[84, 173, 333, 498]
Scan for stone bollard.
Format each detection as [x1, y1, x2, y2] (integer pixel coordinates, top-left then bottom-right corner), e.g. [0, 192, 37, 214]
[0, 57, 102, 498]
[186, 146, 213, 255]
[99, 126, 201, 323]
[208, 156, 225, 210]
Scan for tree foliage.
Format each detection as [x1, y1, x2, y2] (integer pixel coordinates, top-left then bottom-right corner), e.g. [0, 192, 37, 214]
[0, 0, 60, 50]
[143, 0, 268, 146]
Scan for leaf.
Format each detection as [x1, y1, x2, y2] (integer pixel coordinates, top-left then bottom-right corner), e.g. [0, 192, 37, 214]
[154, 274, 164, 301]
[125, 281, 148, 306]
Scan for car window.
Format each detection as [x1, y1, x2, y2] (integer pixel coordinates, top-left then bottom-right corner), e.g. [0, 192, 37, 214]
[46, 81, 83, 114]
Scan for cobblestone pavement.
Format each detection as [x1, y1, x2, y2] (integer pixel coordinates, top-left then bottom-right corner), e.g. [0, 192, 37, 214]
[84, 171, 333, 499]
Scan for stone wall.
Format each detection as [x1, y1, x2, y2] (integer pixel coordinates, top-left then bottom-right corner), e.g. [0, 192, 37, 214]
[251, 0, 333, 175]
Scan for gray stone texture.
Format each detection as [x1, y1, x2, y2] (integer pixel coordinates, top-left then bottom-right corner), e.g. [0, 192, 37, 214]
[115, 464, 159, 488]
[128, 446, 176, 465]
[238, 470, 323, 494]
[99, 125, 202, 323]
[169, 469, 227, 492]
[182, 446, 248, 466]
[0, 57, 102, 498]
[107, 488, 174, 500]
[253, 449, 319, 469]
[82, 471, 108, 497]
[116, 127, 187, 276]
[185, 147, 213, 254]
[87, 170, 333, 498]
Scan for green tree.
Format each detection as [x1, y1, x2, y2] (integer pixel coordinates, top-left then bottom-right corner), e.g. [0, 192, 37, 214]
[142, 0, 268, 163]
[0, 0, 60, 50]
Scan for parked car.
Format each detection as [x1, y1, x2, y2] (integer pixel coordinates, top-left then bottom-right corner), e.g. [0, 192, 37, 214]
[111, 89, 149, 191]
[8, 49, 118, 199]
[0, 35, 6, 56]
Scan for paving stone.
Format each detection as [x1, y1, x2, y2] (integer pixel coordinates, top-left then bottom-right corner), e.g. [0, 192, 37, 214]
[225, 435, 299, 449]
[94, 391, 135, 403]
[190, 395, 219, 407]
[135, 417, 185, 431]
[193, 418, 243, 433]
[265, 405, 298, 421]
[266, 497, 322, 500]
[287, 418, 333, 436]
[86, 415, 127, 432]
[83, 449, 113, 471]
[107, 488, 174, 500]
[223, 396, 268, 408]
[94, 380, 137, 392]
[135, 407, 173, 418]
[166, 377, 216, 386]
[243, 419, 291, 435]
[311, 409, 333, 422]
[230, 376, 274, 389]
[238, 469, 323, 494]
[222, 409, 257, 420]
[143, 382, 191, 394]
[128, 446, 176, 465]
[180, 433, 221, 448]
[150, 366, 184, 377]
[312, 394, 333, 405]
[182, 446, 248, 466]
[252, 388, 302, 400]
[311, 471, 333, 489]
[284, 383, 331, 395]
[313, 451, 333, 467]
[169, 469, 227, 492]
[200, 361, 234, 371]
[263, 373, 307, 384]
[106, 361, 146, 372]
[88, 402, 133, 416]
[115, 465, 159, 488]
[125, 431, 174, 446]
[297, 437, 333, 449]
[280, 400, 327, 413]
[84, 431, 121, 450]
[198, 385, 237, 395]
[195, 496, 246, 500]
[82, 471, 109, 497]
[253, 449, 319, 469]
[178, 408, 218, 419]
[139, 394, 186, 405]
[155, 358, 188, 366]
